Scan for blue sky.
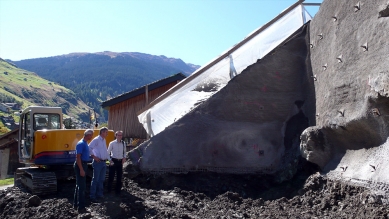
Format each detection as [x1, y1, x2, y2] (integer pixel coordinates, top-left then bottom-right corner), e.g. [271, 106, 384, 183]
[0, 0, 322, 66]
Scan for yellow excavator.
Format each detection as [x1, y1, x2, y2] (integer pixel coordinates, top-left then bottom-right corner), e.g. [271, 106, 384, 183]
[15, 106, 114, 195]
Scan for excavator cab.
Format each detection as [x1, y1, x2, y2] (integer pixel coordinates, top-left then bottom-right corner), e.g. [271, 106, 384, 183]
[18, 106, 63, 162]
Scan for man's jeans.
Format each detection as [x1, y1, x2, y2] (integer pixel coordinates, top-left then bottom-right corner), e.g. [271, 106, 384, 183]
[74, 162, 87, 209]
[90, 160, 106, 199]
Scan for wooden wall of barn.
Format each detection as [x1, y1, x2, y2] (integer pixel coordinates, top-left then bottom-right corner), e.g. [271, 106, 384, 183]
[107, 82, 179, 139]
[0, 130, 24, 177]
[8, 142, 23, 175]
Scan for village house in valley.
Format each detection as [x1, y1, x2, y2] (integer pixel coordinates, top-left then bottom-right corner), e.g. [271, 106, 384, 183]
[0, 103, 20, 113]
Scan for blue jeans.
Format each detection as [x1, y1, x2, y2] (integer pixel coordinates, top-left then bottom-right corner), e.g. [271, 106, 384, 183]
[90, 160, 106, 199]
[74, 162, 87, 209]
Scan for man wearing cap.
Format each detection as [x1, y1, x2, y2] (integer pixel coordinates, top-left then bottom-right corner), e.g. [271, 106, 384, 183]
[89, 127, 110, 202]
[107, 130, 126, 194]
[74, 129, 94, 213]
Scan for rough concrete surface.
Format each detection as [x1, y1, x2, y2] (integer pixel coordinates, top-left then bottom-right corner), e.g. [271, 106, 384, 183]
[301, 0, 389, 191]
[131, 23, 315, 180]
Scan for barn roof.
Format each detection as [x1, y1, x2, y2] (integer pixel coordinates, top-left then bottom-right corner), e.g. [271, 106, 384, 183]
[101, 73, 186, 109]
[0, 129, 18, 149]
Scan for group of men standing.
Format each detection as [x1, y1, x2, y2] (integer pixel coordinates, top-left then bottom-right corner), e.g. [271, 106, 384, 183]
[73, 127, 126, 213]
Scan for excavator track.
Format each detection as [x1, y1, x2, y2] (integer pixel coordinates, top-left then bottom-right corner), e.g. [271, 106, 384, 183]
[15, 167, 57, 195]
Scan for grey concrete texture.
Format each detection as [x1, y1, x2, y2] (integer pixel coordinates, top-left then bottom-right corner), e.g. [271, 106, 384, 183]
[301, 0, 389, 190]
[129, 1, 389, 189]
[129, 24, 316, 178]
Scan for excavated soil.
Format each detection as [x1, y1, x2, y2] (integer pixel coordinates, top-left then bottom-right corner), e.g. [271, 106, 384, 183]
[1, 160, 388, 218]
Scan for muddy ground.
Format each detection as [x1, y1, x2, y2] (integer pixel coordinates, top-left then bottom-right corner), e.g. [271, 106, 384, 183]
[1, 160, 388, 219]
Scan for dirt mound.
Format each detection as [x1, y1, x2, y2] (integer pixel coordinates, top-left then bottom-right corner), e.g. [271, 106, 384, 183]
[1, 165, 388, 218]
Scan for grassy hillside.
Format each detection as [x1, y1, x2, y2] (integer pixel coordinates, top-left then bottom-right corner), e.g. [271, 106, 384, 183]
[0, 58, 91, 121]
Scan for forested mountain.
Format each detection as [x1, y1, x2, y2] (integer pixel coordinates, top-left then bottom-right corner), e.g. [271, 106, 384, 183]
[11, 52, 200, 120]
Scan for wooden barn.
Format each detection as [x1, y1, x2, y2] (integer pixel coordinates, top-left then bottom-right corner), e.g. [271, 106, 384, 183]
[0, 129, 23, 179]
[101, 73, 186, 143]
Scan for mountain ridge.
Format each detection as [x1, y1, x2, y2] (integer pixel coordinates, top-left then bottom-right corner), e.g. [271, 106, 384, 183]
[9, 52, 200, 120]
[22, 51, 200, 75]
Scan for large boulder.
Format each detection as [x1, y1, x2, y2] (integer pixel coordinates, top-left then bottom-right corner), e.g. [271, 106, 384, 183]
[301, 0, 389, 190]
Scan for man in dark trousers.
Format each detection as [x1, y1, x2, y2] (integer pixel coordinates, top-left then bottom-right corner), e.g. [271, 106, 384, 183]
[107, 130, 126, 194]
[74, 129, 94, 213]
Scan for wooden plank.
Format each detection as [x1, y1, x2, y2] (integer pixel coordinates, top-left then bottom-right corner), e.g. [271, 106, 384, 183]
[145, 85, 149, 105]
[0, 148, 10, 179]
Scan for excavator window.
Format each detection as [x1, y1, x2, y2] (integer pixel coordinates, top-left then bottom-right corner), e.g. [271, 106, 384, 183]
[35, 117, 48, 130]
[20, 112, 32, 158]
[34, 114, 61, 130]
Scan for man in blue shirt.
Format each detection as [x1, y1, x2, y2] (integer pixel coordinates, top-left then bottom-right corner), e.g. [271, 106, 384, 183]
[74, 129, 94, 213]
[89, 127, 110, 202]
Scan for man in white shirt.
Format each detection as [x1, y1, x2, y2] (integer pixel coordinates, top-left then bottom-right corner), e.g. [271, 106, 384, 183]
[89, 127, 109, 202]
[107, 130, 126, 194]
